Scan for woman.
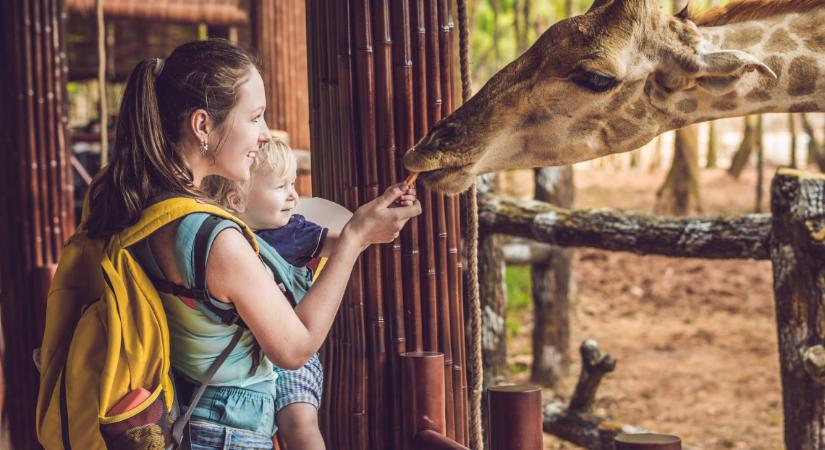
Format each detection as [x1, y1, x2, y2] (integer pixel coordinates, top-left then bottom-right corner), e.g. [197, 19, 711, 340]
[86, 39, 420, 448]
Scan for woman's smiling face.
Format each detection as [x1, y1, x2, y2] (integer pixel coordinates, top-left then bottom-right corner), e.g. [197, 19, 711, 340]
[210, 67, 271, 182]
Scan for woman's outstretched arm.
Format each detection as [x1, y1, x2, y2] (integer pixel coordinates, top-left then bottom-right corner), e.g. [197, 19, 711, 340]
[207, 183, 421, 369]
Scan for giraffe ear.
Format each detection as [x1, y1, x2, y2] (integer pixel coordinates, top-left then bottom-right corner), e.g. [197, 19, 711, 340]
[697, 50, 776, 79]
[692, 50, 776, 93]
[674, 3, 690, 20]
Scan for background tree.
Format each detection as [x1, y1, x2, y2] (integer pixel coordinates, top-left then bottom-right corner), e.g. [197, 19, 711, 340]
[655, 125, 703, 215]
[728, 115, 758, 178]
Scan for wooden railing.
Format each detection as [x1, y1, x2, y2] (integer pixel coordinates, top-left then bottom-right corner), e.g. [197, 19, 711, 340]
[478, 168, 825, 450]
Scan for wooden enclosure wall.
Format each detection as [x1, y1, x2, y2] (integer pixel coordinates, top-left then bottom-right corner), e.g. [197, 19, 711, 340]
[305, 1, 469, 448]
[251, 0, 312, 195]
[0, 0, 73, 448]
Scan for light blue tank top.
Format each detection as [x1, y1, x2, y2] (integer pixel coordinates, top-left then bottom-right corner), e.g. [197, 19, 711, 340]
[132, 213, 284, 389]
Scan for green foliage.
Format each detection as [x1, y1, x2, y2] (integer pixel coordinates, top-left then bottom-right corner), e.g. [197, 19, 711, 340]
[505, 264, 532, 337]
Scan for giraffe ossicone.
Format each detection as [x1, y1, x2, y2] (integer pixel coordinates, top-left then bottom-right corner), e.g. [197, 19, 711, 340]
[403, 0, 825, 194]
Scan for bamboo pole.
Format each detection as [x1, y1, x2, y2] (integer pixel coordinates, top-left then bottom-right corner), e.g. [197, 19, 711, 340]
[96, 0, 108, 167]
[307, 1, 466, 445]
[1, 0, 72, 446]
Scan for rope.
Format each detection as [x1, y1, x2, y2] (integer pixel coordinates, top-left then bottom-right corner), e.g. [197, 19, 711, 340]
[96, 0, 108, 166]
[456, 1, 483, 449]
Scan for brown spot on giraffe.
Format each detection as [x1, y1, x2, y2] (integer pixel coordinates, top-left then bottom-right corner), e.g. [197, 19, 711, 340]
[608, 118, 638, 141]
[723, 25, 765, 49]
[567, 118, 601, 139]
[744, 89, 772, 102]
[711, 99, 739, 111]
[607, 80, 643, 111]
[627, 99, 648, 119]
[676, 99, 698, 113]
[787, 56, 818, 97]
[757, 55, 784, 91]
[789, 102, 819, 112]
[789, 13, 819, 38]
[789, 12, 825, 52]
[669, 118, 687, 129]
[803, 35, 825, 52]
[764, 29, 798, 53]
[653, 89, 667, 103]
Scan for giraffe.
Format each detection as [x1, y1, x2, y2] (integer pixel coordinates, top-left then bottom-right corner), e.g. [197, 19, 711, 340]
[402, 0, 825, 194]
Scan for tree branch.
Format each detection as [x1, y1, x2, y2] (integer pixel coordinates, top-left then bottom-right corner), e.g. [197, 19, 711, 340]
[479, 194, 771, 260]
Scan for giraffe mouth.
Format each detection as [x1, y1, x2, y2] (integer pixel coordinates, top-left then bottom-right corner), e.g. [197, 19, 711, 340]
[418, 165, 476, 195]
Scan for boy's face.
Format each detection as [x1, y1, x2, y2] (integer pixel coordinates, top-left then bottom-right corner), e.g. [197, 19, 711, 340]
[240, 168, 298, 230]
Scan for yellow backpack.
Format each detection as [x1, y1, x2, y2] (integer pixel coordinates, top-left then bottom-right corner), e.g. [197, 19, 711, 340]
[36, 197, 259, 449]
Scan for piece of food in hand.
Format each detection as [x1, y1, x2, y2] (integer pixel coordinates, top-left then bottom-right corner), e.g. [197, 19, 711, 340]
[392, 172, 419, 207]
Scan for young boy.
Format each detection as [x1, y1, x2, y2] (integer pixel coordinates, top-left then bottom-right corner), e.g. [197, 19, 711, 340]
[203, 139, 334, 450]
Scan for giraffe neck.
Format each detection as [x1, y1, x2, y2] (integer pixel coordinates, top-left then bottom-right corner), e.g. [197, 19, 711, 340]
[686, 8, 825, 123]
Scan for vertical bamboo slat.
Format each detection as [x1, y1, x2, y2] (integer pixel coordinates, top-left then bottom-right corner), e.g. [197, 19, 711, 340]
[307, 0, 468, 448]
[251, 0, 312, 195]
[1, 0, 73, 447]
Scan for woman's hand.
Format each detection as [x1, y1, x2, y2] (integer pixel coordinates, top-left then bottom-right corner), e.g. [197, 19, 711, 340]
[343, 183, 422, 250]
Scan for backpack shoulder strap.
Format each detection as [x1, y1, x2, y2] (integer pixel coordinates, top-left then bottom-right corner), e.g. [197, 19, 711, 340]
[150, 214, 249, 328]
[168, 328, 244, 450]
[114, 197, 258, 253]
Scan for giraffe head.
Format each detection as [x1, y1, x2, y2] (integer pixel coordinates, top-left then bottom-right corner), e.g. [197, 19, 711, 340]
[403, 0, 776, 194]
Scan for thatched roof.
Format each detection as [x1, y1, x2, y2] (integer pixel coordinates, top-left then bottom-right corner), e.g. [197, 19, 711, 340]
[66, 0, 247, 25]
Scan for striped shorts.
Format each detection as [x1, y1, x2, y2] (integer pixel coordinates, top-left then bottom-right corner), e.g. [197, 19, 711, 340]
[274, 353, 324, 413]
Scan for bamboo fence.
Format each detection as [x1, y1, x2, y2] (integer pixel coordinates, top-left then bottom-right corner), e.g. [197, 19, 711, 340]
[251, 0, 312, 195]
[0, 0, 74, 447]
[306, 1, 469, 448]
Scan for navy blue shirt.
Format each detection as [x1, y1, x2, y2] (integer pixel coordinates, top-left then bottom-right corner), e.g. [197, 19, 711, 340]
[255, 214, 328, 267]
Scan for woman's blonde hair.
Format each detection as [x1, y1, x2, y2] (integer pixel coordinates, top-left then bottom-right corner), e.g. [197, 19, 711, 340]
[203, 138, 297, 210]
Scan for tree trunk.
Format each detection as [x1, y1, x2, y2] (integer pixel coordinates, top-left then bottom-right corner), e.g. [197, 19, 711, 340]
[800, 113, 825, 171]
[513, 0, 522, 53]
[491, 0, 500, 62]
[789, 113, 799, 168]
[769, 169, 825, 450]
[649, 135, 663, 173]
[728, 116, 756, 178]
[706, 121, 718, 169]
[530, 167, 574, 388]
[655, 125, 703, 216]
[521, 0, 530, 52]
[477, 174, 507, 389]
[755, 116, 764, 213]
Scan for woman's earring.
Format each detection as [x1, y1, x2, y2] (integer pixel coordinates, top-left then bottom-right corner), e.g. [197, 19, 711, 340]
[200, 140, 209, 154]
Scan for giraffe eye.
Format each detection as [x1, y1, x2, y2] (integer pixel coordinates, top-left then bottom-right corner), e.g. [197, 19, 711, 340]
[571, 71, 619, 92]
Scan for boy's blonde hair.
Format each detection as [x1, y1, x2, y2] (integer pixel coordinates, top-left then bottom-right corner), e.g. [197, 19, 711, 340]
[203, 138, 297, 210]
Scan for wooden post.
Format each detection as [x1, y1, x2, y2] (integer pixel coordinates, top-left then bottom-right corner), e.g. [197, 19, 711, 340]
[770, 168, 825, 450]
[614, 434, 681, 450]
[487, 385, 543, 450]
[402, 352, 469, 450]
[531, 166, 574, 387]
[0, 0, 74, 448]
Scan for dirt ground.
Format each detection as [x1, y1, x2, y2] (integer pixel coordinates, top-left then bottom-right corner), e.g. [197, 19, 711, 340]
[501, 164, 785, 450]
